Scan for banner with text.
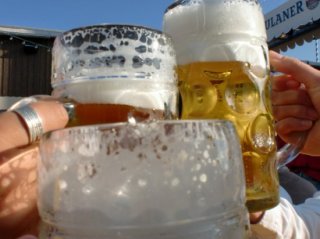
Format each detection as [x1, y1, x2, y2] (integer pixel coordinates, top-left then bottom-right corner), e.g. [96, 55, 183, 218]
[265, 0, 320, 41]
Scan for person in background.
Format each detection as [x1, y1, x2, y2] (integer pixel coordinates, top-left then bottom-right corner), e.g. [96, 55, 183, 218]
[278, 136, 320, 205]
[250, 51, 320, 239]
[282, 138, 320, 190]
[0, 101, 68, 239]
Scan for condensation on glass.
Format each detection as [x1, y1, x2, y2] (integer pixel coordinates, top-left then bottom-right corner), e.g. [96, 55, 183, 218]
[38, 120, 249, 239]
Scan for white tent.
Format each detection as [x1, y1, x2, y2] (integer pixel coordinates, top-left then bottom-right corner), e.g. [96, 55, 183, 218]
[265, 0, 320, 52]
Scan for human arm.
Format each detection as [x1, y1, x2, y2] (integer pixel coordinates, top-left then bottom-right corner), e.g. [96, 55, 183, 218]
[0, 101, 68, 154]
[0, 101, 68, 239]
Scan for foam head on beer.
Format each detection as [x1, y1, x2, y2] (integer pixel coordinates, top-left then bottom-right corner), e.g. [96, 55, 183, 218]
[163, 0, 268, 75]
[51, 24, 177, 111]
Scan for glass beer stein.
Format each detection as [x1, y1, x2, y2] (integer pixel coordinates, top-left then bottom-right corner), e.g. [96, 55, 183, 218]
[38, 120, 249, 239]
[163, 0, 305, 212]
[19, 24, 178, 126]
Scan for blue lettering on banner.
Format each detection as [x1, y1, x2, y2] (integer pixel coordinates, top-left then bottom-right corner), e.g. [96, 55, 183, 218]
[265, 1, 305, 30]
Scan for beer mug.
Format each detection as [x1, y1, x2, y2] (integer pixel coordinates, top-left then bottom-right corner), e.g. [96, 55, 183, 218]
[53, 24, 178, 126]
[5, 24, 178, 237]
[38, 120, 249, 239]
[163, 0, 305, 212]
[11, 24, 178, 126]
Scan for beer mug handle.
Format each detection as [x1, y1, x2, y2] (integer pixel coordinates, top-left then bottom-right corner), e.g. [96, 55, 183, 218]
[276, 132, 307, 169]
[270, 71, 308, 169]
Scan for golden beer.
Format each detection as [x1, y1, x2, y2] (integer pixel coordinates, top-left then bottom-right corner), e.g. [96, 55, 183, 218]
[54, 78, 177, 126]
[66, 103, 169, 127]
[178, 60, 279, 211]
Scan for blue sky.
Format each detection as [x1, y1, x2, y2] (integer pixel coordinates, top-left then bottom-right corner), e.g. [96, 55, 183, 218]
[0, 0, 317, 61]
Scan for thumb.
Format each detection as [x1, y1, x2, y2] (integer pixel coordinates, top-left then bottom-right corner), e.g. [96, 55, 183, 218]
[270, 50, 320, 89]
[0, 101, 68, 152]
[30, 101, 69, 133]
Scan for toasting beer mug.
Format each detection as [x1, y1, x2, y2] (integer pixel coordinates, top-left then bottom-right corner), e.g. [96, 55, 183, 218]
[52, 24, 178, 126]
[163, 0, 306, 212]
[38, 120, 249, 239]
[11, 24, 178, 126]
[52, 24, 179, 126]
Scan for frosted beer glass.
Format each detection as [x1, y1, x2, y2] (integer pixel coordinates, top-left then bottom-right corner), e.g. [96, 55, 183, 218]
[37, 120, 249, 239]
[51, 24, 178, 126]
[163, 0, 278, 212]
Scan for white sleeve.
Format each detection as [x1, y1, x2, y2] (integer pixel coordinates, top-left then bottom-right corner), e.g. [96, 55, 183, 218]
[250, 188, 320, 239]
[294, 192, 320, 239]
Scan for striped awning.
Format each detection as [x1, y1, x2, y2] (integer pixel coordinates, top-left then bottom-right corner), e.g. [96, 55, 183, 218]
[265, 0, 320, 52]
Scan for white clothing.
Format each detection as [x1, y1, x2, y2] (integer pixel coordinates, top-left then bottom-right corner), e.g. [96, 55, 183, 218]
[251, 187, 320, 239]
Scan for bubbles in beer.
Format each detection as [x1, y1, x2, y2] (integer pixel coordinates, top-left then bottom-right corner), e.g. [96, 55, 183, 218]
[225, 81, 259, 114]
[247, 113, 276, 154]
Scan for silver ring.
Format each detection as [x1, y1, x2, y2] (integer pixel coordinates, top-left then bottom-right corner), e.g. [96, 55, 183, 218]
[12, 105, 44, 143]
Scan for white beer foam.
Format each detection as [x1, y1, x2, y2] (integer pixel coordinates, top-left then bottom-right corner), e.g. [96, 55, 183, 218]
[54, 80, 176, 110]
[163, 0, 267, 66]
[51, 25, 178, 111]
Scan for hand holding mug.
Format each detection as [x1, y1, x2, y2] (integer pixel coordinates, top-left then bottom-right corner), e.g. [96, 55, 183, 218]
[0, 101, 68, 239]
[270, 50, 320, 156]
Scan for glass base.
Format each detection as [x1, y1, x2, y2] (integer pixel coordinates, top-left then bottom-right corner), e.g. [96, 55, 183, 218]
[39, 211, 250, 239]
[246, 194, 279, 213]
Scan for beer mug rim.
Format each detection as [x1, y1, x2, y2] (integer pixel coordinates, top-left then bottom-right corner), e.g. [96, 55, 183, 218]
[165, 0, 186, 13]
[57, 23, 173, 43]
[165, 0, 261, 12]
[41, 119, 236, 139]
[52, 23, 177, 88]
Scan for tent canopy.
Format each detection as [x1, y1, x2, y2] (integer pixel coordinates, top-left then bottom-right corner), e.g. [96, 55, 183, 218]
[265, 0, 320, 52]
